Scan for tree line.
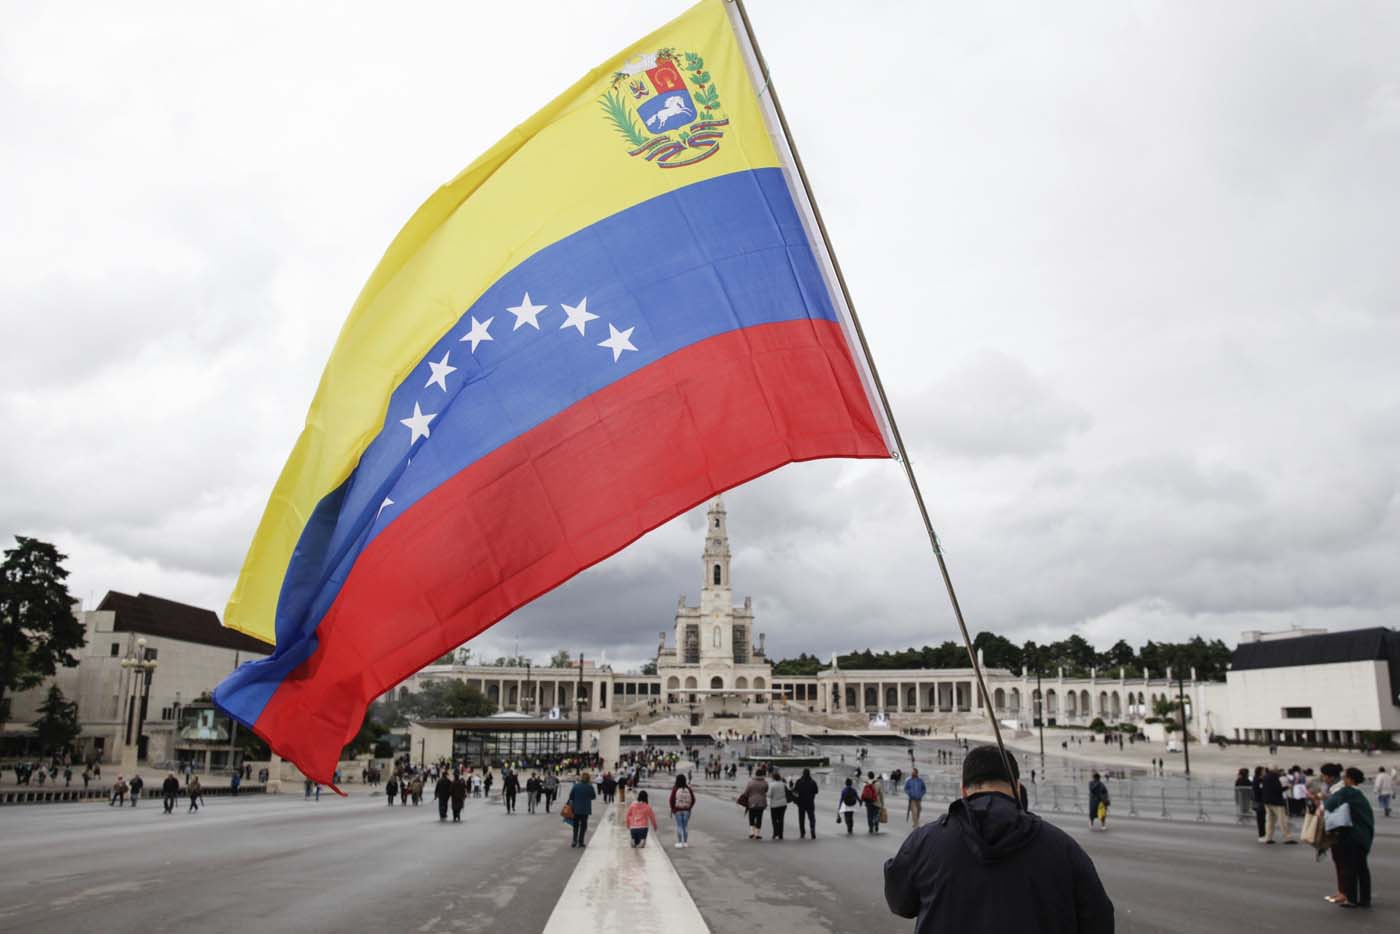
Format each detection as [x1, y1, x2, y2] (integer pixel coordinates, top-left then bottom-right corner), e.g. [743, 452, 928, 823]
[773, 633, 1232, 681]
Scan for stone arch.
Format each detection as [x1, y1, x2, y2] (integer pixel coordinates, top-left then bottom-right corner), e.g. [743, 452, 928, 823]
[865, 685, 878, 707]
[906, 687, 917, 709]
[994, 687, 1006, 711]
[1045, 688, 1058, 716]
[507, 685, 518, 706]
[882, 686, 896, 708]
[1009, 687, 1021, 713]
[927, 686, 938, 708]
[845, 687, 857, 708]
[1099, 691, 1109, 715]
[666, 676, 680, 690]
[735, 676, 749, 690]
[487, 683, 500, 703]
[1080, 690, 1091, 714]
[1066, 691, 1078, 717]
[684, 676, 698, 690]
[710, 676, 723, 690]
[713, 564, 722, 585]
[1110, 691, 1121, 718]
[752, 676, 765, 690]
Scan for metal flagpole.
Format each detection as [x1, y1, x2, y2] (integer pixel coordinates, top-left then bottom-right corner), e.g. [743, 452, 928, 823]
[727, 0, 1020, 794]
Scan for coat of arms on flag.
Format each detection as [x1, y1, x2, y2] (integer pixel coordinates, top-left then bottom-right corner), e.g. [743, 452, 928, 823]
[600, 47, 728, 168]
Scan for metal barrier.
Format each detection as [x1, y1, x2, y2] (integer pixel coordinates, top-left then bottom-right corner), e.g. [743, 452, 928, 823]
[0, 784, 265, 806]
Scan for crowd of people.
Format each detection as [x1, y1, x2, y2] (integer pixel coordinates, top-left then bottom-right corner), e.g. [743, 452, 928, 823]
[1235, 760, 1394, 908]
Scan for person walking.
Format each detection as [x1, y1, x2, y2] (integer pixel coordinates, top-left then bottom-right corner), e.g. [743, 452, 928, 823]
[1088, 773, 1109, 831]
[741, 768, 769, 840]
[526, 773, 541, 814]
[1376, 766, 1393, 818]
[1262, 768, 1295, 844]
[861, 771, 885, 834]
[768, 770, 790, 841]
[409, 775, 422, 806]
[450, 771, 467, 822]
[162, 773, 180, 814]
[483, 770, 493, 802]
[884, 745, 1114, 934]
[837, 778, 859, 835]
[1323, 766, 1374, 909]
[503, 770, 519, 814]
[543, 773, 559, 813]
[435, 771, 453, 822]
[792, 768, 819, 840]
[385, 775, 398, 806]
[110, 776, 127, 807]
[187, 775, 203, 813]
[669, 774, 695, 848]
[904, 769, 927, 829]
[626, 790, 659, 848]
[567, 771, 597, 848]
[128, 774, 144, 807]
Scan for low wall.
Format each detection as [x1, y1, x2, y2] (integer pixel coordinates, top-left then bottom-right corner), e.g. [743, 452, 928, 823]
[0, 783, 267, 806]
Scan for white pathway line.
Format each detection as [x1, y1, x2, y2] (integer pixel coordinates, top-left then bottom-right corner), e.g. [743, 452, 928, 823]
[542, 805, 709, 934]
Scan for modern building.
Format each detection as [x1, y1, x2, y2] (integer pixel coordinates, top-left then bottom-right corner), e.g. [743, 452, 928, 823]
[2, 592, 269, 767]
[1223, 627, 1400, 746]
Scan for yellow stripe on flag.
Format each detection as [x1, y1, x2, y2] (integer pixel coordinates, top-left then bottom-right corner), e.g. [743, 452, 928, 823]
[225, 0, 779, 644]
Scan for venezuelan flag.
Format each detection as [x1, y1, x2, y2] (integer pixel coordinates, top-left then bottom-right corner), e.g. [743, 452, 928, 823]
[214, 0, 894, 782]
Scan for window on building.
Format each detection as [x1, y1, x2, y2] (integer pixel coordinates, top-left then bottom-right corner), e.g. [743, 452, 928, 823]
[714, 518, 720, 528]
[713, 564, 722, 585]
[712, 626, 721, 648]
[144, 647, 158, 661]
[1282, 706, 1313, 719]
[110, 642, 120, 656]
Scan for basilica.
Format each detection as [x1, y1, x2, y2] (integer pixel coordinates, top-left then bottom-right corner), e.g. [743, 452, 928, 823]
[398, 499, 1214, 738]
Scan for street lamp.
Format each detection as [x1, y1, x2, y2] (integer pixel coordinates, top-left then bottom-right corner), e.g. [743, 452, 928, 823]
[119, 637, 158, 771]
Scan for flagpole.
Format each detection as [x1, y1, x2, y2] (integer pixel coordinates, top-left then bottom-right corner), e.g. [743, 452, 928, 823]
[727, 0, 1020, 793]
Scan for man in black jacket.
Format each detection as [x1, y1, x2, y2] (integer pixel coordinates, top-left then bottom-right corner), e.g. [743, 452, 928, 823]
[884, 745, 1113, 934]
[435, 772, 453, 822]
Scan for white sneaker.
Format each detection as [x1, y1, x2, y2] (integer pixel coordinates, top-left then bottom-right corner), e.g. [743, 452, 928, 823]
[675, 842, 684, 848]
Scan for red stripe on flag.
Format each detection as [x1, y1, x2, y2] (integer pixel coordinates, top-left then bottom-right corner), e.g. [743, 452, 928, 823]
[253, 319, 888, 779]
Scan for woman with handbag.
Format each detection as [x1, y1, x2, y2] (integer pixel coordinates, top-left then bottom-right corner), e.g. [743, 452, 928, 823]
[741, 768, 769, 840]
[1088, 773, 1110, 831]
[1323, 767, 1374, 908]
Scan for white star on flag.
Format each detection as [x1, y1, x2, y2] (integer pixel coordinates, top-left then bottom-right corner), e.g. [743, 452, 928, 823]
[598, 323, 638, 362]
[460, 315, 494, 353]
[559, 297, 599, 336]
[425, 351, 456, 392]
[399, 402, 437, 444]
[507, 292, 547, 330]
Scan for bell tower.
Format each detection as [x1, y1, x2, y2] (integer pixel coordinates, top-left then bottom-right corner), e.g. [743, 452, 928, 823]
[700, 496, 731, 607]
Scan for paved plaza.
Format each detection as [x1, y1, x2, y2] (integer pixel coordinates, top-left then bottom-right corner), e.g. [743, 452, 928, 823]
[1, 757, 1394, 934]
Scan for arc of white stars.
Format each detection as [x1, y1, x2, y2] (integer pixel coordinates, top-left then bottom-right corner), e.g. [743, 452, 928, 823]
[460, 315, 494, 352]
[598, 323, 638, 362]
[399, 402, 437, 445]
[425, 351, 456, 392]
[507, 292, 547, 330]
[559, 297, 599, 336]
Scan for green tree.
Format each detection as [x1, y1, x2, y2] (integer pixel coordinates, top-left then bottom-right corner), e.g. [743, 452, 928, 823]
[402, 681, 496, 719]
[0, 537, 85, 720]
[549, 649, 573, 668]
[639, 661, 657, 676]
[32, 684, 81, 753]
[973, 632, 1022, 671]
[772, 653, 824, 675]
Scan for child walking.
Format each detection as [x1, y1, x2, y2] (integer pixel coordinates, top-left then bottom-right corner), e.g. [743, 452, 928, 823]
[626, 790, 659, 848]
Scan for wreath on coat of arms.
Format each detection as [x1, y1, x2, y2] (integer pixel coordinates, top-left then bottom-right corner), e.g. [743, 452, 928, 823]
[600, 48, 729, 169]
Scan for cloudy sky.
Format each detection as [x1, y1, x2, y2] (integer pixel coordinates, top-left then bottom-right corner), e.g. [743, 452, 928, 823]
[3, 1, 1397, 673]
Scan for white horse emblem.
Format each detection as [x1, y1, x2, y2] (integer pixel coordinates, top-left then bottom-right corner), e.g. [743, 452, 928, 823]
[646, 94, 693, 129]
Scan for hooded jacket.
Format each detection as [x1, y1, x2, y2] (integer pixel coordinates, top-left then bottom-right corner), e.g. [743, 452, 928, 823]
[884, 792, 1113, 934]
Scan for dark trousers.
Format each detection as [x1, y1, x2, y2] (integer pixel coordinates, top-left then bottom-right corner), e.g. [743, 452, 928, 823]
[505, 790, 517, 813]
[842, 811, 854, 833]
[572, 814, 590, 846]
[163, 795, 175, 814]
[865, 802, 881, 832]
[747, 806, 765, 831]
[797, 804, 816, 837]
[1254, 805, 1265, 837]
[770, 806, 787, 839]
[544, 791, 554, 812]
[1334, 836, 1371, 906]
[438, 797, 449, 820]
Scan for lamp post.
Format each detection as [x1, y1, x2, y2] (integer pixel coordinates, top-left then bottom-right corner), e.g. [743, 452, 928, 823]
[1176, 667, 1191, 778]
[575, 653, 584, 753]
[119, 637, 159, 773]
[524, 660, 533, 715]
